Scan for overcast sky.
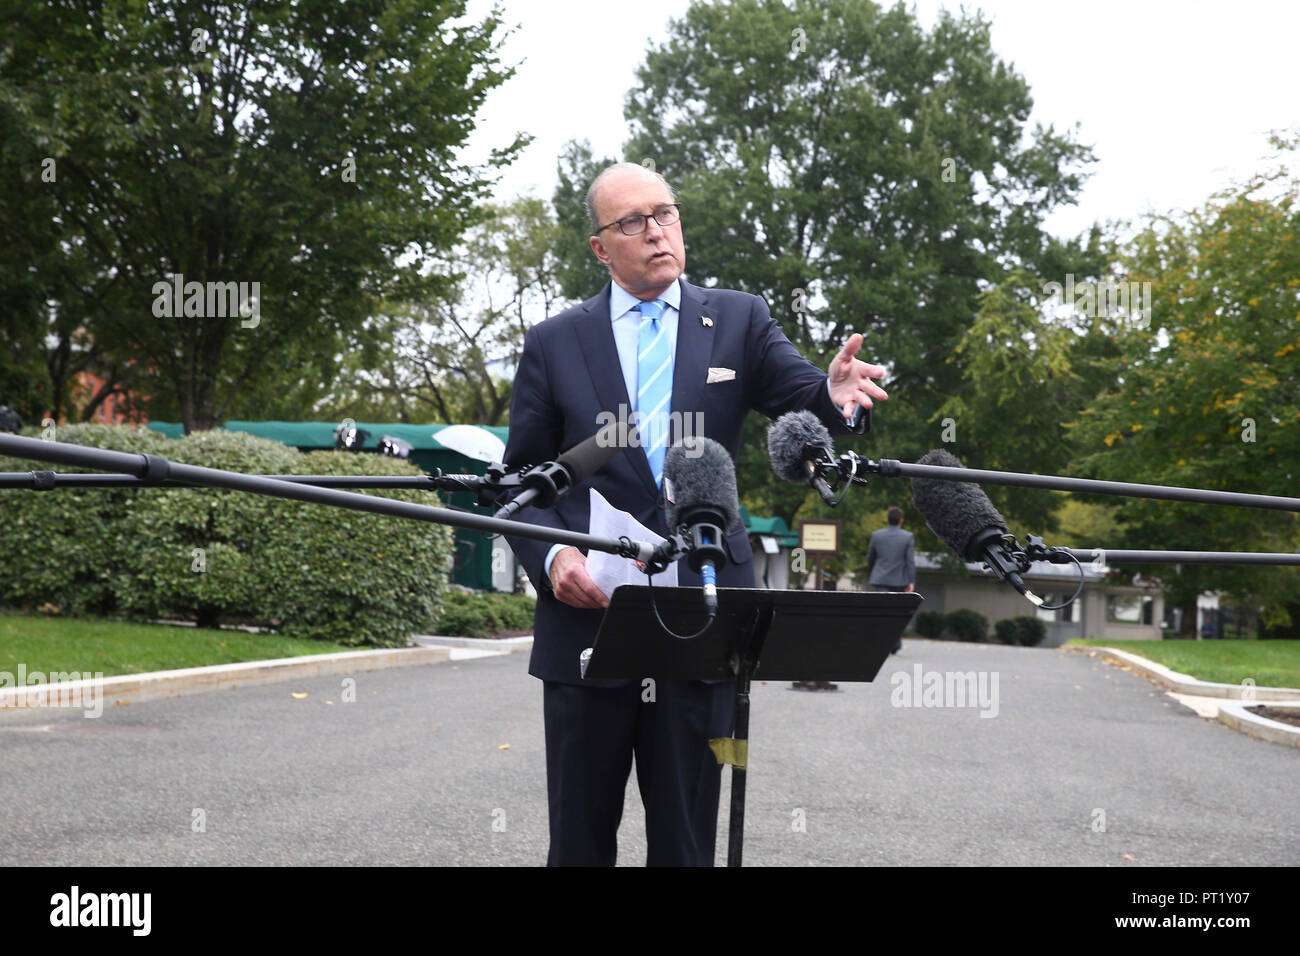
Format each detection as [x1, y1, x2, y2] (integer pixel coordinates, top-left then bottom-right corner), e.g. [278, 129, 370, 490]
[461, 0, 1300, 241]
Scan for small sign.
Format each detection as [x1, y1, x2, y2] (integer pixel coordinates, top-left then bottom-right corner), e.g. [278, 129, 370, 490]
[800, 521, 839, 554]
[759, 535, 779, 555]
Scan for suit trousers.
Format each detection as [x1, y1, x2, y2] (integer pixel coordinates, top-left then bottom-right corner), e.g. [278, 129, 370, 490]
[542, 677, 735, 866]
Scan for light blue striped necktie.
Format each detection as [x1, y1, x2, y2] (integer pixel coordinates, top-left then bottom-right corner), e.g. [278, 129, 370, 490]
[634, 299, 672, 486]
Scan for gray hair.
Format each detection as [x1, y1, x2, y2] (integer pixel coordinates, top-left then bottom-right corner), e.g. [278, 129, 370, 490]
[585, 162, 677, 235]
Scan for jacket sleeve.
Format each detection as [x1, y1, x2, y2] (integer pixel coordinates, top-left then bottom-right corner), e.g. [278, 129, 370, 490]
[745, 295, 870, 436]
[497, 323, 570, 592]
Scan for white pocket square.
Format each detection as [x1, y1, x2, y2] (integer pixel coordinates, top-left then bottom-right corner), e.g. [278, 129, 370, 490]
[707, 367, 736, 383]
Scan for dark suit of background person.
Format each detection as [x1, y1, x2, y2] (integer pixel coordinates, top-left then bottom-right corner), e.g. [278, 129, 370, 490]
[499, 163, 888, 867]
[866, 507, 915, 653]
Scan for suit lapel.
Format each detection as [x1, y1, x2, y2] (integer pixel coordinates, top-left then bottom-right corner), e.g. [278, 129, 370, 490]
[671, 281, 712, 441]
[574, 282, 660, 497]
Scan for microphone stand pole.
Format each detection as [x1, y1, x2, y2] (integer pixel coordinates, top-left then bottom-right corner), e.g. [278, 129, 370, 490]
[864, 457, 1300, 513]
[0, 471, 490, 491]
[0, 434, 662, 564]
[1061, 549, 1300, 567]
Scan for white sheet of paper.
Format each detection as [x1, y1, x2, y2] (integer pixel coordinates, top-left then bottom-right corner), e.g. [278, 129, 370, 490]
[586, 488, 677, 597]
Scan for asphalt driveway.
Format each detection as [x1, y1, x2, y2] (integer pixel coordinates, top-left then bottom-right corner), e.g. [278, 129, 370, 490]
[0, 641, 1293, 866]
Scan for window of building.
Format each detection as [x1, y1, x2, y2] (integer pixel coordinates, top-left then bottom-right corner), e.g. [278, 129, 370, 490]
[1035, 596, 1075, 624]
[1108, 594, 1153, 625]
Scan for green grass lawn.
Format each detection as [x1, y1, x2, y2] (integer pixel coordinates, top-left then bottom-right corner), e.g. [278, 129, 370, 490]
[0, 612, 358, 678]
[1067, 638, 1300, 689]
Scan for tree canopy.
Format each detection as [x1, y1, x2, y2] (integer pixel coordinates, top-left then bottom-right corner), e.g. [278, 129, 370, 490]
[0, 0, 524, 431]
[575, 0, 1104, 565]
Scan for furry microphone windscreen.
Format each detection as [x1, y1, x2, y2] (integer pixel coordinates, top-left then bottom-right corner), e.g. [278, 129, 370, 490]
[909, 449, 1008, 559]
[767, 410, 833, 483]
[663, 436, 742, 532]
[557, 418, 631, 484]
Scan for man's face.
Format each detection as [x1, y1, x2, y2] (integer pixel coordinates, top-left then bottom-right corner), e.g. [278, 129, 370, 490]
[589, 169, 685, 299]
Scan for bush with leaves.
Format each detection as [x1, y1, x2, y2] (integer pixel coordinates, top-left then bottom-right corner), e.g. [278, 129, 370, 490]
[912, 610, 947, 639]
[0, 424, 173, 614]
[945, 609, 989, 643]
[432, 590, 536, 637]
[992, 615, 1048, 646]
[1, 426, 454, 646]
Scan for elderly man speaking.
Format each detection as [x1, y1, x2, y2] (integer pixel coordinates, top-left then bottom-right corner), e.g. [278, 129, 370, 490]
[500, 162, 889, 866]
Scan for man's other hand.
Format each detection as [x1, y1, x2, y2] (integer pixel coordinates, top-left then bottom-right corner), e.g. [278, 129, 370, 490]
[828, 332, 888, 421]
[549, 547, 610, 609]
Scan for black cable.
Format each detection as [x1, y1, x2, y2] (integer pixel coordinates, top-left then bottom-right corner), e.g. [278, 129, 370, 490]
[828, 454, 858, 507]
[645, 567, 716, 640]
[1036, 550, 1086, 611]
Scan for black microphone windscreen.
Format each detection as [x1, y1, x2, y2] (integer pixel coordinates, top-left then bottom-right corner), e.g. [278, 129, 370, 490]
[910, 449, 1008, 559]
[663, 437, 742, 532]
[556, 419, 630, 485]
[767, 411, 833, 483]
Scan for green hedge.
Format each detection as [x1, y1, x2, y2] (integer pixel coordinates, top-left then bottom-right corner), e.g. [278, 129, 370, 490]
[433, 590, 536, 638]
[913, 610, 946, 638]
[0, 424, 455, 647]
[945, 609, 989, 643]
[993, 616, 1048, 647]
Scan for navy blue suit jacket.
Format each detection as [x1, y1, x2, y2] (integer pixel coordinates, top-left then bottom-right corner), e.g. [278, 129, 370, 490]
[502, 279, 868, 684]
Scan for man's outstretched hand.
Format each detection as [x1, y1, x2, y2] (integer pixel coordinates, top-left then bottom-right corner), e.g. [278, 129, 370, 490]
[549, 546, 610, 609]
[827, 332, 888, 421]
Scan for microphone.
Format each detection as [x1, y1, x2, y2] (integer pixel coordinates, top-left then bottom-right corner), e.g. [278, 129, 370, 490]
[663, 436, 742, 618]
[909, 449, 1042, 606]
[767, 411, 837, 505]
[494, 420, 630, 519]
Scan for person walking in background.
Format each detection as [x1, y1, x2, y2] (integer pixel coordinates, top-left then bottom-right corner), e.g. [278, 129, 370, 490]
[867, 506, 915, 654]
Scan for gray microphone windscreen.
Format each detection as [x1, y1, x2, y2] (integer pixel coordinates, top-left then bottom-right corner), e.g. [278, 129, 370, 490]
[767, 411, 832, 483]
[663, 436, 742, 532]
[910, 449, 1008, 559]
[557, 419, 631, 485]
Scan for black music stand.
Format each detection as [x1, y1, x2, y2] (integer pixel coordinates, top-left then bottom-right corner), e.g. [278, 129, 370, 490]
[582, 585, 923, 866]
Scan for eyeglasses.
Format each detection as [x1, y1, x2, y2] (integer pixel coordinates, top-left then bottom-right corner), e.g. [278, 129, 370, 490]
[594, 203, 681, 237]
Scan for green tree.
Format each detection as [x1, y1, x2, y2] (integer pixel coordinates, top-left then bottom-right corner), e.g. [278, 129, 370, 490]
[1069, 134, 1300, 632]
[320, 196, 568, 426]
[936, 259, 1124, 534]
[0, 0, 525, 431]
[598, 0, 1099, 561]
[553, 140, 616, 302]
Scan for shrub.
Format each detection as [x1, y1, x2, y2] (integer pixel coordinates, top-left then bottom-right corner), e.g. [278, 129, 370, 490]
[946, 609, 988, 643]
[993, 616, 1048, 646]
[1, 426, 455, 646]
[1014, 616, 1047, 646]
[485, 592, 537, 631]
[993, 618, 1018, 644]
[432, 590, 536, 637]
[913, 610, 946, 639]
[0, 424, 174, 615]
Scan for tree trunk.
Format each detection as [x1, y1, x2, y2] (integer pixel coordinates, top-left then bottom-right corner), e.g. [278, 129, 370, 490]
[1177, 593, 1199, 639]
[195, 606, 222, 630]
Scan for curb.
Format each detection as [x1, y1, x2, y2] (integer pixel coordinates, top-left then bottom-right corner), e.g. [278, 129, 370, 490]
[1066, 645, 1300, 748]
[1216, 701, 1300, 749]
[0, 646, 451, 720]
[413, 634, 533, 650]
[1063, 645, 1300, 700]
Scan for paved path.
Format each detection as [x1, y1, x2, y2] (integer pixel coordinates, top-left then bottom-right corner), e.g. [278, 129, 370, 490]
[1, 642, 1294, 866]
